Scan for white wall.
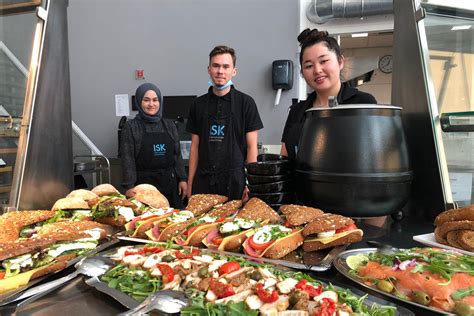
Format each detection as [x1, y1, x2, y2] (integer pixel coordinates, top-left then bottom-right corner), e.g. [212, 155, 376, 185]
[68, 0, 300, 157]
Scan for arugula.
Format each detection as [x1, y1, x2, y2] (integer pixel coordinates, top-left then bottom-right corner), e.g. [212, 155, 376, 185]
[452, 286, 474, 300]
[180, 291, 257, 316]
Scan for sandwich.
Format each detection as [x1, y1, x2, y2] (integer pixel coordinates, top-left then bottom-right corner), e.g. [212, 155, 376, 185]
[279, 204, 324, 226]
[144, 210, 195, 241]
[125, 184, 159, 198]
[172, 214, 228, 246]
[91, 183, 121, 197]
[301, 213, 363, 252]
[0, 210, 57, 241]
[90, 196, 138, 227]
[203, 217, 268, 251]
[124, 208, 177, 238]
[129, 188, 170, 213]
[186, 194, 228, 217]
[0, 221, 109, 294]
[51, 197, 92, 221]
[434, 205, 474, 252]
[242, 224, 304, 259]
[206, 200, 243, 218]
[236, 197, 281, 224]
[66, 189, 99, 207]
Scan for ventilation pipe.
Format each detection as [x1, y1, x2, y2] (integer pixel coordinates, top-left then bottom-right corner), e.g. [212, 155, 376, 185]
[306, 0, 394, 24]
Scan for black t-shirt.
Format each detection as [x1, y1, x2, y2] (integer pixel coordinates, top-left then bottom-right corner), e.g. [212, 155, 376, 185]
[186, 86, 263, 154]
[281, 82, 377, 159]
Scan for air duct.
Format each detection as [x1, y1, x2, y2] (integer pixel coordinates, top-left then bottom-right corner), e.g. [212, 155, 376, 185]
[306, 0, 394, 24]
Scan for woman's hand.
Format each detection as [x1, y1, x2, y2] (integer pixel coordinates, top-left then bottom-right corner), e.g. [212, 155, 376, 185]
[178, 181, 188, 199]
[241, 185, 250, 203]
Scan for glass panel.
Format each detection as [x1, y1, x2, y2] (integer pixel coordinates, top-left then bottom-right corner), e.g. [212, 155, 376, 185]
[0, 11, 37, 208]
[422, 2, 474, 206]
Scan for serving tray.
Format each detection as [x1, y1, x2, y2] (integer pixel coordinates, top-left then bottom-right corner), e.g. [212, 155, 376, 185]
[413, 232, 474, 256]
[0, 237, 120, 305]
[84, 244, 414, 315]
[333, 248, 456, 315]
[118, 234, 343, 272]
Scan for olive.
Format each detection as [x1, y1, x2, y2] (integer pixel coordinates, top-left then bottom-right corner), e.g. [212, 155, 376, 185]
[197, 266, 209, 278]
[376, 280, 394, 293]
[161, 255, 175, 262]
[247, 270, 263, 281]
[289, 292, 301, 306]
[452, 302, 474, 315]
[412, 291, 431, 306]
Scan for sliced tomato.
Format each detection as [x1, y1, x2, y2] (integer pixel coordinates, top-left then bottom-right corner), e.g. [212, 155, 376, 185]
[247, 235, 274, 251]
[218, 261, 241, 275]
[174, 248, 200, 259]
[215, 217, 226, 223]
[156, 263, 174, 283]
[211, 236, 224, 245]
[255, 283, 279, 303]
[143, 246, 165, 254]
[0, 271, 5, 279]
[314, 297, 336, 316]
[186, 225, 202, 236]
[295, 279, 322, 297]
[335, 223, 357, 233]
[209, 278, 235, 298]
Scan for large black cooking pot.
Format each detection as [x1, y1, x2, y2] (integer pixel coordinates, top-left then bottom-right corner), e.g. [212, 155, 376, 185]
[295, 105, 413, 217]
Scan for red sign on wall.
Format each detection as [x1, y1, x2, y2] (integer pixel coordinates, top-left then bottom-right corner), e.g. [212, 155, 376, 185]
[135, 69, 145, 79]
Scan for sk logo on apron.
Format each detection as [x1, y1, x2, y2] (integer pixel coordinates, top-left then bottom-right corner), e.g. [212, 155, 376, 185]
[209, 123, 225, 142]
[153, 143, 166, 156]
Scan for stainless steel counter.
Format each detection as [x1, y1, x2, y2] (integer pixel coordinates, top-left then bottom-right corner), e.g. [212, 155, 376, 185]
[1, 216, 437, 315]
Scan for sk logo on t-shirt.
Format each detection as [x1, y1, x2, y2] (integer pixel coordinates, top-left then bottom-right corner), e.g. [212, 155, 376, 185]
[209, 124, 225, 141]
[153, 144, 166, 156]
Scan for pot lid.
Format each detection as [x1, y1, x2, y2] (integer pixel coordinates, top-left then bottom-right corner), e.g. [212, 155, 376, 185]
[306, 104, 402, 112]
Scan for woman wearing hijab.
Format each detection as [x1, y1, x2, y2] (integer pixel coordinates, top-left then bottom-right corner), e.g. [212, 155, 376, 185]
[120, 82, 187, 209]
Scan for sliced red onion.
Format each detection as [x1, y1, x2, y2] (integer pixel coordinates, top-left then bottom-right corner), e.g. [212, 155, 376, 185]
[152, 224, 160, 239]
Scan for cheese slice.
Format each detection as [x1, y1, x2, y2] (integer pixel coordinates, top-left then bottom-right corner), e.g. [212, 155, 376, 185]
[0, 266, 46, 294]
[303, 229, 363, 245]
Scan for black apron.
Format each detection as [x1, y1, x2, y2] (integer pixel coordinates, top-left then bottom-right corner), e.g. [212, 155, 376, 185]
[192, 91, 246, 200]
[135, 122, 183, 209]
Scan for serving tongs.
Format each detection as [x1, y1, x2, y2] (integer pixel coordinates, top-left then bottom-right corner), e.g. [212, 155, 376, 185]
[117, 290, 189, 316]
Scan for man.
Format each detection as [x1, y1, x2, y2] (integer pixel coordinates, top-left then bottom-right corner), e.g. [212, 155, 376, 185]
[186, 45, 263, 201]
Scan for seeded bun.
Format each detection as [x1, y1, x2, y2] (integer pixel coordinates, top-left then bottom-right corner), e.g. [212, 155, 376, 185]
[66, 189, 98, 201]
[302, 213, 353, 237]
[52, 197, 90, 211]
[134, 189, 169, 209]
[236, 197, 281, 224]
[125, 184, 159, 198]
[434, 205, 474, 226]
[207, 200, 243, 218]
[91, 184, 120, 197]
[280, 205, 324, 226]
[302, 230, 363, 252]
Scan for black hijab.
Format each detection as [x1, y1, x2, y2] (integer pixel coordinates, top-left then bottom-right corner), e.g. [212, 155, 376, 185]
[135, 82, 163, 123]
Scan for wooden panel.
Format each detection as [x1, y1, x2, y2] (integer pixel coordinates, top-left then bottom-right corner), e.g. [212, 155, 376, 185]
[0, 148, 17, 154]
[0, 0, 41, 15]
[0, 166, 12, 173]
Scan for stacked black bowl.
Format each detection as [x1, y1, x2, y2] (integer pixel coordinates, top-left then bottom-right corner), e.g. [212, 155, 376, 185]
[246, 154, 295, 210]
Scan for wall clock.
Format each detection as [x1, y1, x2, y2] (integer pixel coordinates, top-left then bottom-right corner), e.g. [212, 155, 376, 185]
[378, 54, 393, 74]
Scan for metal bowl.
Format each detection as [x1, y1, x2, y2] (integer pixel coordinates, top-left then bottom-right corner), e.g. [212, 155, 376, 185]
[248, 180, 293, 193]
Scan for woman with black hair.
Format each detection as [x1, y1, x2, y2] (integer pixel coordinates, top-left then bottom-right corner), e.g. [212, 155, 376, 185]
[281, 28, 377, 159]
[120, 83, 187, 208]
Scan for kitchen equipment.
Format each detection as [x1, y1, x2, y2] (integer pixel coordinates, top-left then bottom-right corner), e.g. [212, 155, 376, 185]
[249, 191, 295, 204]
[118, 290, 189, 316]
[246, 173, 291, 185]
[295, 105, 413, 217]
[245, 153, 293, 176]
[15, 257, 111, 309]
[248, 180, 293, 193]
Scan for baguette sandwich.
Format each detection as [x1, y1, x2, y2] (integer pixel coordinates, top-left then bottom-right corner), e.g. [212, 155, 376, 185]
[302, 213, 363, 251]
[242, 224, 304, 259]
[173, 214, 228, 246]
[125, 183, 158, 198]
[90, 196, 138, 227]
[279, 204, 324, 226]
[0, 210, 57, 241]
[124, 208, 177, 238]
[128, 188, 170, 213]
[91, 183, 121, 197]
[203, 217, 268, 251]
[0, 221, 109, 294]
[66, 189, 99, 207]
[144, 210, 195, 241]
[186, 194, 228, 217]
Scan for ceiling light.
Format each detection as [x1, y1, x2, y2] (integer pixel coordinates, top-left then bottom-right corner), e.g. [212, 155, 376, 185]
[351, 33, 369, 38]
[451, 25, 471, 31]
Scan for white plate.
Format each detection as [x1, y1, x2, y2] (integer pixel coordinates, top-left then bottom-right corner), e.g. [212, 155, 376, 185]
[413, 232, 474, 256]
